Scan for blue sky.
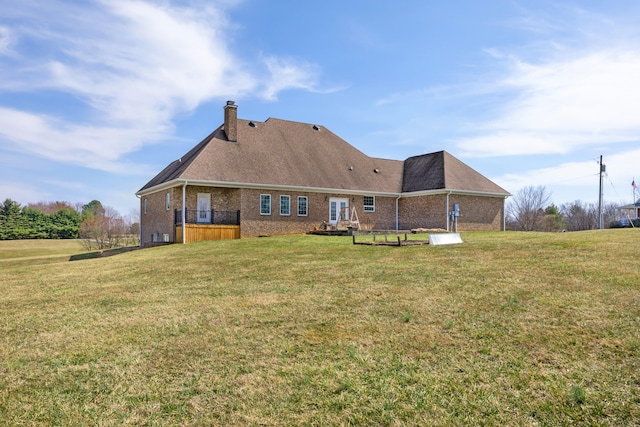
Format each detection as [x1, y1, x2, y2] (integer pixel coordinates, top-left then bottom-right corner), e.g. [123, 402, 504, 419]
[2, 0, 640, 217]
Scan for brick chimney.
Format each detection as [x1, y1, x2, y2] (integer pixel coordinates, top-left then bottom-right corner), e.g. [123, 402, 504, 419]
[224, 100, 238, 142]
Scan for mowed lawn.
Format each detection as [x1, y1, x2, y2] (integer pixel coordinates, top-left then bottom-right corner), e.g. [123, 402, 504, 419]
[1, 231, 639, 426]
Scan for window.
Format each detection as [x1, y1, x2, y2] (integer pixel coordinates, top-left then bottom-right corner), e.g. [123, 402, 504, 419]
[364, 196, 375, 212]
[280, 195, 291, 216]
[144, 199, 148, 214]
[260, 194, 271, 215]
[166, 193, 171, 210]
[297, 196, 308, 216]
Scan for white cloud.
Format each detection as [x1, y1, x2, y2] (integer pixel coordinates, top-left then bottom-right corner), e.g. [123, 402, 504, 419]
[457, 51, 640, 157]
[0, 0, 322, 168]
[261, 56, 321, 101]
[0, 106, 165, 173]
[0, 181, 49, 204]
[0, 26, 14, 55]
[41, 0, 256, 125]
[492, 147, 640, 204]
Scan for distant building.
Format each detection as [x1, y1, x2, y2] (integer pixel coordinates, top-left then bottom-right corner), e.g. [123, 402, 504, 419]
[617, 199, 640, 224]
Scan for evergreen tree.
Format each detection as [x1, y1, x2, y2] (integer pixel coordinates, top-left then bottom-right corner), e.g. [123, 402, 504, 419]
[50, 208, 81, 238]
[0, 199, 30, 239]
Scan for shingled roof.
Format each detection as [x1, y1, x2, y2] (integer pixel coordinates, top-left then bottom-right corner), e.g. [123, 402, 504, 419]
[402, 151, 509, 195]
[139, 117, 404, 194]
[137, 106, 509, 197]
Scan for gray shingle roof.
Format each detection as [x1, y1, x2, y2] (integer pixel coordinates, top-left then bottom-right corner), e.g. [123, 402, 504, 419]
[403, 151, 509, 195]
[138, 117, 509, 197]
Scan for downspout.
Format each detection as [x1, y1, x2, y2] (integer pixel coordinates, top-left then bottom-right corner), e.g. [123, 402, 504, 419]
[182, 181, 187, 244]
[446, 191, 452, 232]
[136, 194, 142, 247]
[503, 196, 507, 231]
[395, 195, 401, 231]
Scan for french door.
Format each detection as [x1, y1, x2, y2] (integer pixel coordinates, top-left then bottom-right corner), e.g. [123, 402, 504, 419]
[329, 198, 349, 225]
[197, 193, 211, 223]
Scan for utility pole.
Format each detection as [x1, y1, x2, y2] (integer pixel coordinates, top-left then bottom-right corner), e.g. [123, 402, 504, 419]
[598, 155, 605, 229]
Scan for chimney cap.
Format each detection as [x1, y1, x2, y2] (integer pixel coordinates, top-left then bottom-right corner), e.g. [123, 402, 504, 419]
[226, 100, 236, 106]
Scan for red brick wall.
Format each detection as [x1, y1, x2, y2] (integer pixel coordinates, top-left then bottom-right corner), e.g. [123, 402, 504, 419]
[140, 188, 178, 246]
[398, 194, 505, 231]
[239, 189, 399, 237]
[449, 194, 505, 231]
[139, 185, 506, 245]
[398, 194, 448, 230]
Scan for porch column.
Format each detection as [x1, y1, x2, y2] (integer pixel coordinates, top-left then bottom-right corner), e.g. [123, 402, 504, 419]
[182, 181, 187, 244]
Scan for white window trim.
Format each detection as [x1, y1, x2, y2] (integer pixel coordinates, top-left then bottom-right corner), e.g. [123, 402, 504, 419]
[297, 196, 308, 217]
[260, 194, 271, 215]
[280, 195, 291, 216]
[364, 196, 375, 212]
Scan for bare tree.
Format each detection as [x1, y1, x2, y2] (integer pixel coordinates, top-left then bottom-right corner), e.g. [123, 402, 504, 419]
[507, 186, 552, 231]
[560, 201, 618, 231]
[79, 205, 130, 250]
[560, 201, 597, 231]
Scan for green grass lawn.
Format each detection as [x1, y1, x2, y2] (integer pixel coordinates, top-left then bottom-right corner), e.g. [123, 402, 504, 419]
[1, 231, 639, 426]
[0, 239, 86, 264]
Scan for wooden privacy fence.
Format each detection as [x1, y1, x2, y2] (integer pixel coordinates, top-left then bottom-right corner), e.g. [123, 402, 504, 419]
[176, 224, 240, 243]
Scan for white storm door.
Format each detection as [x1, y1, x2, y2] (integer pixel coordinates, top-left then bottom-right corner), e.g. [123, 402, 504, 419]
[329, 198, 349, 225]
[197, 193, 211, 223]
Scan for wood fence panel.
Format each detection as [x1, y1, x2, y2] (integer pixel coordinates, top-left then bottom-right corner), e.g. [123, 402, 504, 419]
[176, 225, 240, 243]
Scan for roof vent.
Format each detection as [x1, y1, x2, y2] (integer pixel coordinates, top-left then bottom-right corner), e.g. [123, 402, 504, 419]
[374, 168, 379, 173]
[249, 121, 256, 127]
[349, 166, 353, 171]
[313, 125, 320, 131]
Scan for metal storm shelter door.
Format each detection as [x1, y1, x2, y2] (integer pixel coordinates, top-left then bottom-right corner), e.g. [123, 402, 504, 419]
[197, 193, 211, 223]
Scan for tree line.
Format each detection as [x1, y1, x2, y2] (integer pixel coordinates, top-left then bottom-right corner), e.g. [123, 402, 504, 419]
[506, 186, 638, 231]
[0, 199, 139, 248]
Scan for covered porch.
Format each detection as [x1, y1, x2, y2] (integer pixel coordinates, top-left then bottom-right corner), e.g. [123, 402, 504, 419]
[616, 200, 640, 227]
[175, 209, 241, 242]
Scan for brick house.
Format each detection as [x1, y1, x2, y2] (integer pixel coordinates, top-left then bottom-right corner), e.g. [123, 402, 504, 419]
[136, 101, 510, 245]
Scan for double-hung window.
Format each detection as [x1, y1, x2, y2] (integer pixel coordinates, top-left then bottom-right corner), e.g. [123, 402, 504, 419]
[280, 195, 291, 216]
[260, 194, 271, 215]
[297, 196, 308, 216]
[364, 196, 375, 212]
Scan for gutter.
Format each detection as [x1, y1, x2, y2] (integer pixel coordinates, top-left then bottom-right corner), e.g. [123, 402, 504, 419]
[135, 194, 142, 247]
[182, 181, 187, 244]
[395, 194, 401, 231]
[138, 178, 511, 200]
[503, 196, 507, 231]
[446, 191, 452, 232]
[137, 178, 400, 198]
